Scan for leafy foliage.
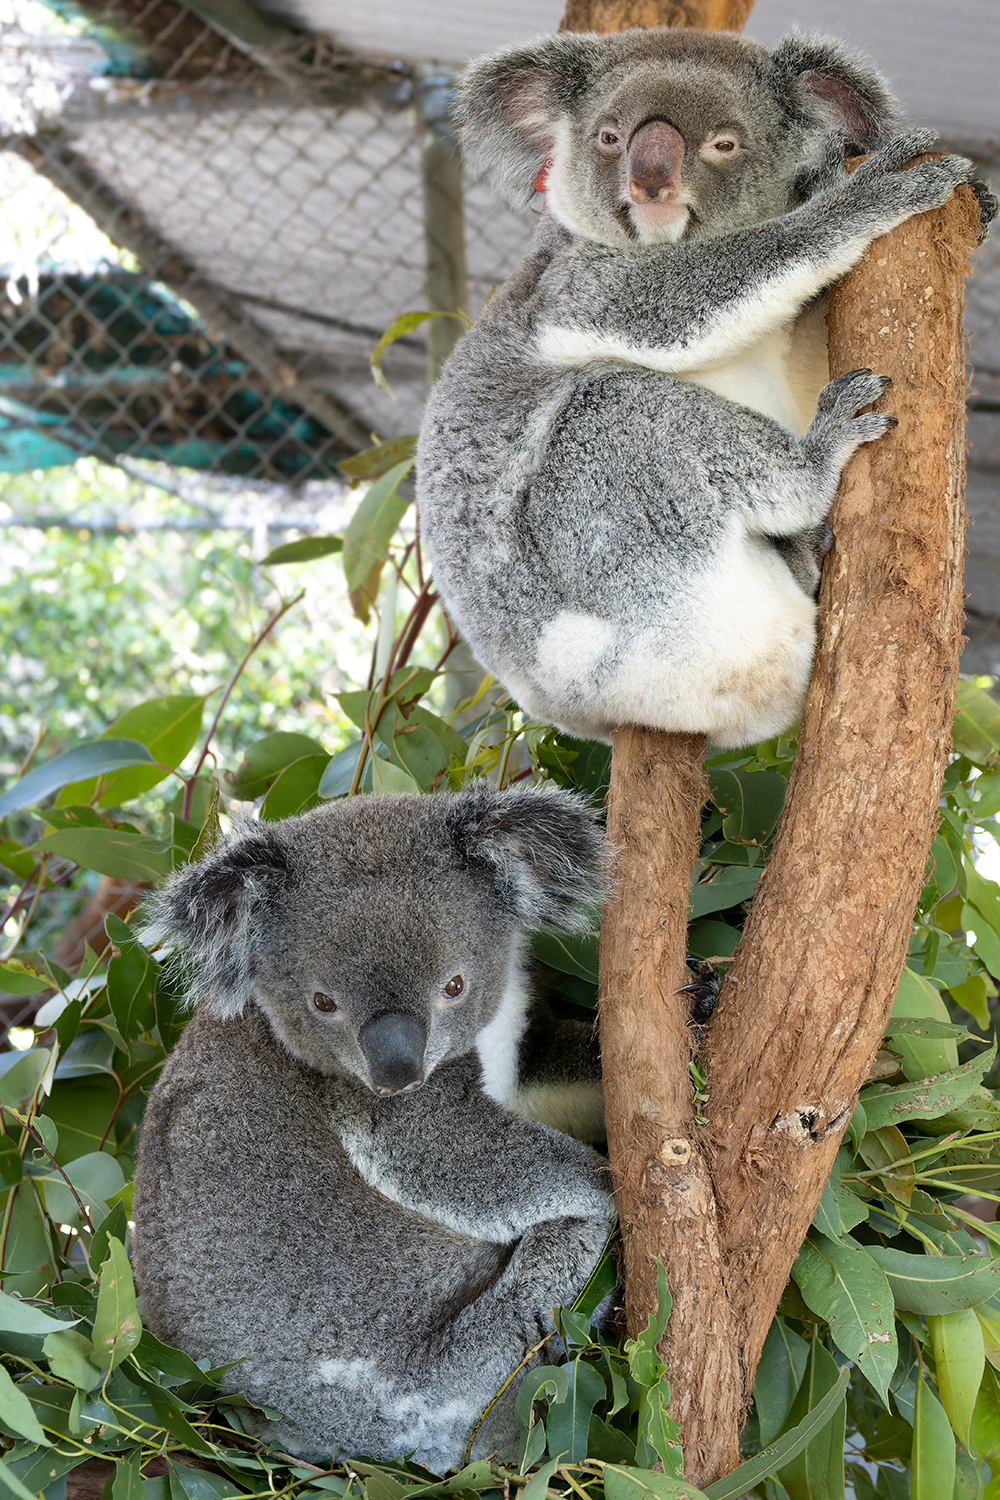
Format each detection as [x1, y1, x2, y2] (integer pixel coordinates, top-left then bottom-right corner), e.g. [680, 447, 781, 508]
[1, 430, 1000, 1500]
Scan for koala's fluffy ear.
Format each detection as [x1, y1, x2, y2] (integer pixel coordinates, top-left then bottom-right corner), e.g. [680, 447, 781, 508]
[138, 822, 291, 1018]
[457, 34, 604, 209]
[446, 782, 606, 932]
[770, 31, 903, 153]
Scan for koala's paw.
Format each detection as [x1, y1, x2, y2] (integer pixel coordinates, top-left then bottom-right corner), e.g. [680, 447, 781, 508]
[810, 370, 897, 454]
[862, 128, 939, 177]
[679, 958, 718, 1027]
[969, 178, 999, 245]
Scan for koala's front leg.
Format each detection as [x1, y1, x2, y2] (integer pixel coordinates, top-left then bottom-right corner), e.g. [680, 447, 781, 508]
[334, 1056, 613, 1244]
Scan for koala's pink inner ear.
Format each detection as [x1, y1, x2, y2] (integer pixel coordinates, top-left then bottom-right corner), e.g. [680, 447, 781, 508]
[501, 69, 562, 151]
[796, 71, 874, 148]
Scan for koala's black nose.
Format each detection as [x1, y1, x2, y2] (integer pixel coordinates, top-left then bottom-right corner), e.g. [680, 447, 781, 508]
[358, 1011, 427, 1095]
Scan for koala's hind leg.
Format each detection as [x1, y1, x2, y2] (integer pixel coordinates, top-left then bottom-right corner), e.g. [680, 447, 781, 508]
[771, 524, 834, 599]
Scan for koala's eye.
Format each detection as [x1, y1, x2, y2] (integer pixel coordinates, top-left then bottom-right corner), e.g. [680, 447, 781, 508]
[314, 992, 338, 1013]
[597, 128, 622, 154]
[700, 134, 740, 161]
[442, 975, 465, 1000]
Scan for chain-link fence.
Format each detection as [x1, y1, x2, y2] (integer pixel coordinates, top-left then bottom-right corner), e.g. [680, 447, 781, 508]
[0, 0, 532, 486]
[0, 0, 998, 649]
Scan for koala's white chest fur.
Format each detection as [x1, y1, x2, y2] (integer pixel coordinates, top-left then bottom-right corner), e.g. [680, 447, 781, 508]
[682, 296, 830, 435]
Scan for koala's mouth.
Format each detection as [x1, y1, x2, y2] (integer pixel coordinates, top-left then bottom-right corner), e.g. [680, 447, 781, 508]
[627, 194, 693, 245]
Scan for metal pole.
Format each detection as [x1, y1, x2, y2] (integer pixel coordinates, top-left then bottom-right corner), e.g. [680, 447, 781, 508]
[415, 67, 468, 386]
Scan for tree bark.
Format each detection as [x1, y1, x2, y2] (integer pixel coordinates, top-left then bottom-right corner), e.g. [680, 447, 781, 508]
[558, 0, 980, 1478]
[560, 0, 752, 32]
[704, 172, 982, 1414]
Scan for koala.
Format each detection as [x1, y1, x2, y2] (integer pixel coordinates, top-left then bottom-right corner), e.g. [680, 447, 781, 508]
[417, 27, 984, 749]
[131, 785, 614, 1474]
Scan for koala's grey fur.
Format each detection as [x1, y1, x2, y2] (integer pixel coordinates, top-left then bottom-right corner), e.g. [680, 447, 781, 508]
[132, 786, 613, 1473]
[417, 27, 983, 749]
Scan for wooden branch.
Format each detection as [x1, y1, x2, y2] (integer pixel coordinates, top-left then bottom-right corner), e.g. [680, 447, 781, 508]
[560, 0, 752, 31]
[704, 173, 981, 1433]
[600, 728, 743, 1477]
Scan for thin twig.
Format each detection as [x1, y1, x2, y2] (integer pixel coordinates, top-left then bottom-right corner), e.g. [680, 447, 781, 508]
[182, 591, 305, 820]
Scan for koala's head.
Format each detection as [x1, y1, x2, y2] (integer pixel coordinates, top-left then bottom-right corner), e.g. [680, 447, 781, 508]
[143, 784, 604, 1096]
[459, 27, 902, 248]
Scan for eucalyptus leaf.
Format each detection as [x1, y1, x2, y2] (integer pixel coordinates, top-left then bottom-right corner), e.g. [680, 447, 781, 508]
[92, 1236, 141, 1370]
[342, 460, 413, 622]
[0, 1364, 48, 1446]
[34, 828, 173, 882]
[260, 536, 343, 565]
[860, 1045, 993, 1129]
[0, 740, 155, 817]
[791, 1233, 896, 1404]
[59, 697, 206, 808]
[689, 863, 761, 919]
[866, 1244, 1000, 1313]
[0, 1292, 74, 1337]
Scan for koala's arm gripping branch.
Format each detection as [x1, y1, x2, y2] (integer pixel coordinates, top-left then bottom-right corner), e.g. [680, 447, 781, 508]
[535, 146, 970, 375]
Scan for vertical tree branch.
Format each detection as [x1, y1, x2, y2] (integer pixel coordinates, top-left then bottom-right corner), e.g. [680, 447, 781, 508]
[704, 175, 981, 1430]
[557, 0, 750, 1483]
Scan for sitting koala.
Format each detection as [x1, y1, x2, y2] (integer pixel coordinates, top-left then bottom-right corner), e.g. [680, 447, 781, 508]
[417, 28, 983, 748]
[131, 785, 613, 1473]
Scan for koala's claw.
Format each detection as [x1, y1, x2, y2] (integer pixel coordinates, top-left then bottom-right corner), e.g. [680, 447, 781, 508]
[817, 368, 891, 417]
[968, 178, 999, 245]
[680, 958, 718, 1027]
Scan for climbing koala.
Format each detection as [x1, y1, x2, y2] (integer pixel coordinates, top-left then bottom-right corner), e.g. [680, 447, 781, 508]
[417, 27, 986, 748]
[131, 785, 613, 1473]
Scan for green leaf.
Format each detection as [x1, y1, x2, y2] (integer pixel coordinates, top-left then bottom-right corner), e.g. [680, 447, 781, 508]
[60, 698, 206, 808]
[866, 1245, 1000, 1313]
[0, 963, 47, 996]
[860, 1046, 993, 1129]
[92, 1236, 142, 1370]
[708, 769, 786, 844]
[105, 915, 158, 1042]
[705, 1370, 851, 1499]
[626, 1261, 672, 1389]
[42, 1327, 103, 1391]
[889, 966, 960, 1080]
[0, 1291, 73, 1336]
[571, 1234, 618, 1319]
[518, 1458, 560, 1500]
[791, 1233, 896, 1404]
[0, 1050, 51, 1110]
[0, 1364, 48, 1446]
[260, 536, 343, 565]
[516, 1367, 566, 1475]
[602, 1467, 707, 1500]
[370, 756, 421, 794]
[587, 1414, 637, 1464]
[317, 742, 364, 799]
[342, 459, 413, 622]
[338, 435, 418, 485]
[0, 1140, 22, 1188]
[374, 704, 465, 791]
[37, 1151, 126, 1231]
[971, 1362, 1000, 1460]
[135, 1329, 206, 1383]
[121, 1376, 215, 1454]
[973, 766, 1000, 820]
[88, 1201, 129, 1277]
[0, 1456, 52, 1500]
[912, 1370, 956, 1499]
[545, 1358, 605, 1463]
[774, 1336, 846, 1500]
[689, 863, 761, 919]
[753, 1317, 809, 1446]
[34, 828, 174, 881]
[226, 731, 328, 800]
[370, 314, 468, 399]
[113, 1451, 144, 1500]
[953, 680, 1000, 769]
[259, 754, 331, 821]
[928, 1307, 985, 1449]
[531, 931, 599, 984]
[0, 740, 157, 817]
[964, 903, 1000, 978]
[686, 920, 741, 960]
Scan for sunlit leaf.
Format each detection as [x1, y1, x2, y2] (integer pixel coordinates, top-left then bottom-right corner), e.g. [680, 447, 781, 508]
[953, 679, 1000, 769]
[260, 754, 331, 821]
[369, 313, 468, 399]
[0, 739, 155, 818]
[860, 1045, 993, 1129]
[260, 536, 342, 565]
[225, 731, 328, 800]
[338, 435, 417, 485]
[342, 459, 413, 621]
[866, 1244, 1000, 1313]
[791, 1233, 896, 1404]
[58, 697, 206, 808]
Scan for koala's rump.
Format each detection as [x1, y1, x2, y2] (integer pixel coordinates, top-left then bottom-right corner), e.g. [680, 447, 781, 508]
[132, 1008, 516, 1459]
[421, 358, 816, 745]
